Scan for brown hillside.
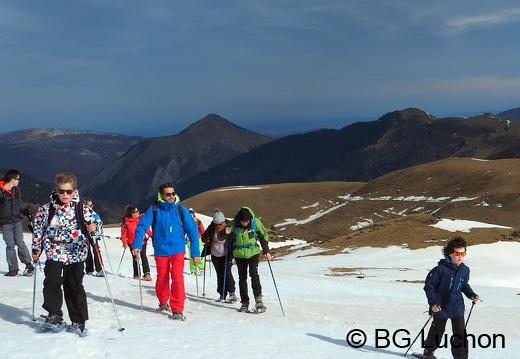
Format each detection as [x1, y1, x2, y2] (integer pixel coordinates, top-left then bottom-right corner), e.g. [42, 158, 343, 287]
[183, 158, 520, 255]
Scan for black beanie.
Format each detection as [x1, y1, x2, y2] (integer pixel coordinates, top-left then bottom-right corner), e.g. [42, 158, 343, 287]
[237, 207, 252, 222]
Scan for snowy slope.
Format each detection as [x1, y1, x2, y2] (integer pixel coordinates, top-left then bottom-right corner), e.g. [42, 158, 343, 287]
[0, 219, 519, 359]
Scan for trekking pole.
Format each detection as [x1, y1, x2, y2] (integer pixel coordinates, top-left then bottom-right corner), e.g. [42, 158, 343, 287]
[99, 235, 114, 277]
[136, 255, 143, 312]
[93, 243, 125, 332]
[31, 259, 39, 321]
[267, 260, 285, 316]
[202, 253, 207, 297]
[116, 247, 127, 275]
[404, 314, 433, 356]
[465, 301, 478, 329]
[195, 260, 200, 308]
[221, 241, 229, 304]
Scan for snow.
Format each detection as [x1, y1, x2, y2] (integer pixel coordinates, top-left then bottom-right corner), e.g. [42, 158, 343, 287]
[1, 219, 519, 359]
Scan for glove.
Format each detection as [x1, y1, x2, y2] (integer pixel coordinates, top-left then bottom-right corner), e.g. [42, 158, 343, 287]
[22, 207, 31, 217]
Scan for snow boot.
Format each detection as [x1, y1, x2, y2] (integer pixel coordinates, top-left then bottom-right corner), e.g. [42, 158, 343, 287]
[238, 301, 249, 313]
[252, 295, 267, 314]
[410, 351, 437, 359]
[67, 322, 87, 337]
[23, 264, 35, 277]
[157, 303, 171, 313]
[168, 312, 186, 321]
[41, 311, 67, 332]
[225, 292, 238, 304]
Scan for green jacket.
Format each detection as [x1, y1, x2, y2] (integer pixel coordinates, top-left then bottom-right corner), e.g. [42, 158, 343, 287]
[222, 206, 270, 259]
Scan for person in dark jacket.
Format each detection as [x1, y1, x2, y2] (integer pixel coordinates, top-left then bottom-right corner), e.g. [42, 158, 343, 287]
[422, 236, 480, 359]
[0, 169, 34, 277]
[83, 198, 104, 277]
[201, 208, 236, 303]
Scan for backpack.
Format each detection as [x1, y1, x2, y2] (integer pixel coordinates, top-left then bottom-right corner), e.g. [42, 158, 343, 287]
[121, 217, 128, 229]
[48, 199, 93, 244]
[233, 217, 257, 237]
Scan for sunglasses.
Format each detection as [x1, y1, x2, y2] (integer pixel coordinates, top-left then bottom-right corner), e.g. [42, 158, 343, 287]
[163, 192, 175, 197]
[453, 251, 466, 257]
[57, 188, 74, 195]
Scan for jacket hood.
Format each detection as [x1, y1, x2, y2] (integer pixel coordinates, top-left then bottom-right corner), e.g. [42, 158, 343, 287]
[156, 192, 180, 204]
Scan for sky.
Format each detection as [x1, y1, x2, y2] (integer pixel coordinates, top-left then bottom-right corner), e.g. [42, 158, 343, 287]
[1, 215, 519, 358]
[2, 1, 520, 137]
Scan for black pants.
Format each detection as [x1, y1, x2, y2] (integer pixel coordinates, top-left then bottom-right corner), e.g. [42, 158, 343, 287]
[423, 316, 467, 359]
[131, 244, 150, 277]
[85, 241, 102, 273]
[42, 260, 89, 323]
[211, 254, 236, 298]
[235, 254, 261, 304]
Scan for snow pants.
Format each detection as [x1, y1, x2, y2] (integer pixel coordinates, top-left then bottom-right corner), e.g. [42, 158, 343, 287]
[1, 221, 32, 272]
[154, 252, 186, 312]
[211, 254, 236, 299]
[235, 254, 262, 304]
[187, 237, 204, 273]
[131, 243, 151, 278]
[423, 316, 468, 359]
[42, 260, 89, 323]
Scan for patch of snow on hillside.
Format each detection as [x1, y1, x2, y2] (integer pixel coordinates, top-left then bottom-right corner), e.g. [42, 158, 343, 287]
[430, 219, 511, 232]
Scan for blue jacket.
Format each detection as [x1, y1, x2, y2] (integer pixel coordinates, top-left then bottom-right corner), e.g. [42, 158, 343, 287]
[423, 258, 477, 319]
[133, 200, 200, 257]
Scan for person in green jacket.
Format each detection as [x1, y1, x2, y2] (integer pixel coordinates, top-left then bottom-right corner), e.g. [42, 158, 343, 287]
[222, 206, 271, 313]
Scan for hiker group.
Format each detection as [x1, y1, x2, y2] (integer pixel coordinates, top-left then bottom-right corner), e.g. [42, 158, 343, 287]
[2, 168, 481, 359]
[1, 170, 272, 335]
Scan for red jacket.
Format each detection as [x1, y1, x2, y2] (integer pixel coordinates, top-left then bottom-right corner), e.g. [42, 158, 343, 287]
[121, 216, 152, 247]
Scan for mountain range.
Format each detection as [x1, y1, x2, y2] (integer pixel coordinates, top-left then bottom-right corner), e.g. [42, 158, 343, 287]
[3, 107, 520, 231]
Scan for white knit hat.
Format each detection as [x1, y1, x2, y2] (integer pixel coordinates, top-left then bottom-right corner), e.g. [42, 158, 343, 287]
[213, 208, 226, 224]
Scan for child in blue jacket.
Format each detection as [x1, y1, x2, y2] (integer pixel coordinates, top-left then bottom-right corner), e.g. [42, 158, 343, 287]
[422, 236, 480, 359]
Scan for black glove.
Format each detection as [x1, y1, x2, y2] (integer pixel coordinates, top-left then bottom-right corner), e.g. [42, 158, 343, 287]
[22, 207, 31, 217]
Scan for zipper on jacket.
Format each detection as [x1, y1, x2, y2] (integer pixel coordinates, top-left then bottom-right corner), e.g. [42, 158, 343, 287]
[457, 278, 464, 291]
[449, 277, 453, 290]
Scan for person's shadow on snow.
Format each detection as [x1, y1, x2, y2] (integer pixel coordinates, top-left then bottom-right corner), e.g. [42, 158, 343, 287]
[306, 333, 406, 357]
[0, 302, 42, 330]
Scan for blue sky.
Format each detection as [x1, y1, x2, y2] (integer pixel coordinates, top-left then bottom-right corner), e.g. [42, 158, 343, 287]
[2, 1, 520, 137]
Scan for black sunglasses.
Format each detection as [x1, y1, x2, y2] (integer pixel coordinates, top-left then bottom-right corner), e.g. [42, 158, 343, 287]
[57, 188, 74, 195]
[163, 192, 176, 197]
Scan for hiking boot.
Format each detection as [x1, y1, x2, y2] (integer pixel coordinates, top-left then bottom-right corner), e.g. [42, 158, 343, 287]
[23, 264, 35, 277]
[46, 311, 64, 326]
[157, 303, 171, 312]
[169, 312, 186, 321]
[422, 349, 437, 359]
[225, 292, 238, 303]
[143, 273, 152, 281]
[67, 322, 87, 337]
[253, 295, 267, 313]
[215, 297, 223, 302]
[96, 270, 105, 277]
[5, 270, 18, 277]
[41, 311, 67, 332]
[238, 301, 249, 312]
